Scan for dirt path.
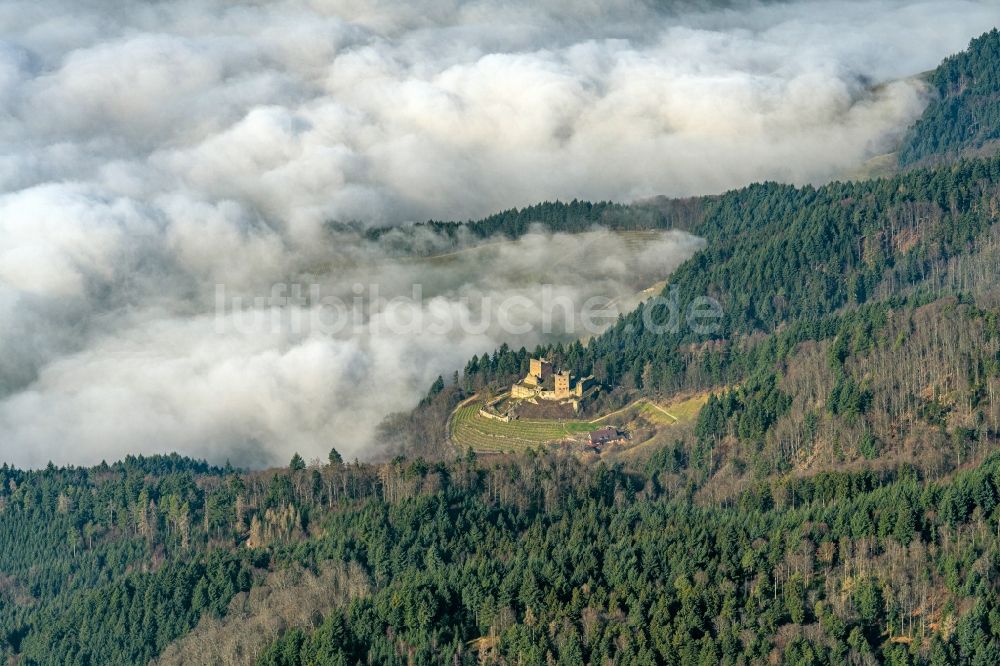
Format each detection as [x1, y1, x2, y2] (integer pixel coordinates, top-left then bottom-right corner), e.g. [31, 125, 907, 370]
[644, 401, 679, 422]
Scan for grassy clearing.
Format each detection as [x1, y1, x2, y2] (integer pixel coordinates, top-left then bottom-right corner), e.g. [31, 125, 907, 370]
[616, 393, 714, 459]
[449, 403, 598, 453]
[638, 393, 709, 425]
[636, 401, 678, 425]
[591, 393, 708, 427]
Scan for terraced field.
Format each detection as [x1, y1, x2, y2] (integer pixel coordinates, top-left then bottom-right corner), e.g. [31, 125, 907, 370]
[449, 403, 598, 452]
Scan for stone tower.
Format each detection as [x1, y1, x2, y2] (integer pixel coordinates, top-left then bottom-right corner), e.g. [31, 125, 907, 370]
[529, 358, 553, 383]
[554, 370, 571, 398]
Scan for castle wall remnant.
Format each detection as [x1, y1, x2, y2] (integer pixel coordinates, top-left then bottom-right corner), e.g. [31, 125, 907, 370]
[511, 358, 599, 409]
[511, 383, 535, 399]
[479, 408, 512, 422]
[526, 358, 553, 385]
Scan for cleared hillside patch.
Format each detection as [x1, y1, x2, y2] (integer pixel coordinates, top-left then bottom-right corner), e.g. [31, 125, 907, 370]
[451, 392, 711, 453]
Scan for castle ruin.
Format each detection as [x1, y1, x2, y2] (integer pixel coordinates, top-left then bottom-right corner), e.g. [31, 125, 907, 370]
[511, 357, 597, 409]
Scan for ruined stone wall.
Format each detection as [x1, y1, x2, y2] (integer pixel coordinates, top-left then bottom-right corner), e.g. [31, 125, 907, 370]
[478, 408, 511, 423]
[511, 383, 536, 399]
[529, 358, 553, 382]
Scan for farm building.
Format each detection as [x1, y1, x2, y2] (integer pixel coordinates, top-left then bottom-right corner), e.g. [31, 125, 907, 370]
[589, 426, 627, 448]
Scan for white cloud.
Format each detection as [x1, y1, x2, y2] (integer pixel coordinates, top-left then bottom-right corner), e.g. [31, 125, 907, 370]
[0, 184, 152, 297]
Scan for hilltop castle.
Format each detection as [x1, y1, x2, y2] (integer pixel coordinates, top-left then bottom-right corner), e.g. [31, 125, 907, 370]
[511, 357, 597, 410]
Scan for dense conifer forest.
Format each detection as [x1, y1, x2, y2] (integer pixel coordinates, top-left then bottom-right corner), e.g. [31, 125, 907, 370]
[6, 445, 1000, 663]
[2, 26, 1000, 666]
[898, 29, 1000, 167]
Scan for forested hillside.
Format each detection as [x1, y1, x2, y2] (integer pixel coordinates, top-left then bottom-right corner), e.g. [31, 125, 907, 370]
[0, 455, 258, 664]
[899, 29, 1000, 167]
[396, 154, 1000, 463]
[7, 448, 1000, 664]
